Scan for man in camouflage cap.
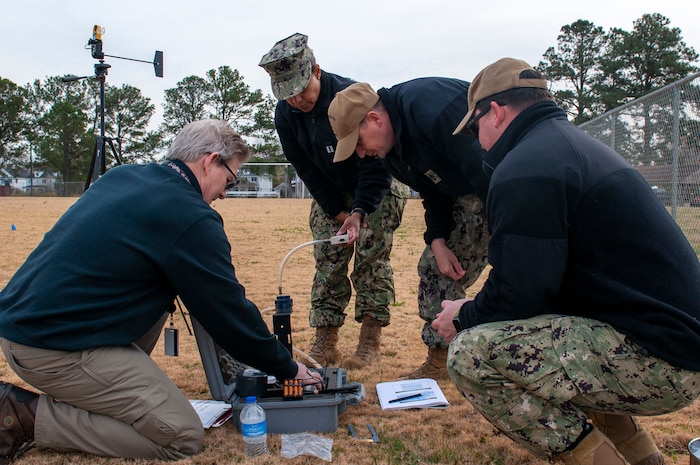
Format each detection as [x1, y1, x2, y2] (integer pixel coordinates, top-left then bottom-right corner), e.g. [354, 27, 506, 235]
[432, 57, 700, 465]
[259, 33, 313, 101]
[259, 34, 408, 370]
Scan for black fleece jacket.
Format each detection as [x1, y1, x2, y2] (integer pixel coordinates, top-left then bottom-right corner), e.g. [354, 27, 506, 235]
[456, 101, 700, 371]
[377, 77, 488, 244]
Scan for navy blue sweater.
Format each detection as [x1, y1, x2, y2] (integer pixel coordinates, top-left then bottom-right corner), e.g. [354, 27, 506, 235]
[0, 161, 298, 380]
[456, 101, 700, 371]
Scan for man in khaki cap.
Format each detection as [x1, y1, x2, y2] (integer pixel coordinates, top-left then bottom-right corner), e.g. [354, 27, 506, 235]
[432, 57, 700, 465]
[328, 77, 490, 380]
[259, 34, 408, 370]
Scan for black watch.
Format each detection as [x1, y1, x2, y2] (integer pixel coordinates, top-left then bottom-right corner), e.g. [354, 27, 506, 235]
[453, 315, 464, 333]
[350, 208, 367, 221]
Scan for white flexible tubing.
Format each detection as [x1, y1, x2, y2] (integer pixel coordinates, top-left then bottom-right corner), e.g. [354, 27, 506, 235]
[260, 307, 275, 315]
[271, 238, 332, 369]
[277, 239, 328, 295]
[293, 347, 322, 369]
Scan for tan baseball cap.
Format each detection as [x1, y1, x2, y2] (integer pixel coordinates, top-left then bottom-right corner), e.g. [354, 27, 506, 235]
[259, 33, 313, 100]
[453, 58, 548, 135]
[328, 82, 380, 163]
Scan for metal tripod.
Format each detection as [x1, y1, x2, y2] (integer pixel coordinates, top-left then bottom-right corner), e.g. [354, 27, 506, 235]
[84, 60, 122, 192]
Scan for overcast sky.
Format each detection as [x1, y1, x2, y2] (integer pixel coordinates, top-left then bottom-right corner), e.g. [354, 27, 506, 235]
[2, 0, 699, 128]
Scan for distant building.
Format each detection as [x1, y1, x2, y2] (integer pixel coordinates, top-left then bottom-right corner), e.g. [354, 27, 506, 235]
[226, 171, 279, 198]
[635, 160, 700, 205]
[0, 168, 57, 194]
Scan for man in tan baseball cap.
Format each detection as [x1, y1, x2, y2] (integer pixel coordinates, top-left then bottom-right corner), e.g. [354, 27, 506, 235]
[452, 57, 548, 137]
[327, 82, 380, 163]
[328, 77, 490, 380]
[432, 57, 699, 465]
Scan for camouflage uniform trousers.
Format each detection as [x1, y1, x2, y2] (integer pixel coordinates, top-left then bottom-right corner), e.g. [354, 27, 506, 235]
[447, 314, 700, 460]
[308, 179, 409, 328]
[417, 194, 489, 348]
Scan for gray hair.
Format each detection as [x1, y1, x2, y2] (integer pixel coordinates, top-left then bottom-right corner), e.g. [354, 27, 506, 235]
[167, 119, 250, 164]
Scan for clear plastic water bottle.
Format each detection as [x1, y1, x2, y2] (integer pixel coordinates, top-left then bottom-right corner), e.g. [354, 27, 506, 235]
[240, 396, 269, 457]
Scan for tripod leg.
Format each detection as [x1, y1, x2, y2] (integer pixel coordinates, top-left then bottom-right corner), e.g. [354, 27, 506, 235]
[100, 142, 106, 175]
[105, 138, 122, 166]
[84, 136, 106, 192]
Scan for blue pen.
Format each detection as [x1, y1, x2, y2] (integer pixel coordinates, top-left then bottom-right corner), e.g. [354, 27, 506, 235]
[388, 393, 422, 403]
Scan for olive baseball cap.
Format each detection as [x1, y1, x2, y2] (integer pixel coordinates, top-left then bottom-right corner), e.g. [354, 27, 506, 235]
[328, 82, 380, 163]
[453, 57, 548, 135]
[259, 33, 313, 100]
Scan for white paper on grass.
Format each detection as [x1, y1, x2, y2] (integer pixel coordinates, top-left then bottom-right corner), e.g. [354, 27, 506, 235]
[189, 399, 233, 428]
[376, 378, 449, 410]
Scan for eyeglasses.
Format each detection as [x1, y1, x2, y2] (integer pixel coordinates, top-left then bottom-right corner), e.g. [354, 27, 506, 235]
[468, 102, 506, 138]
[219, 160, 240, 190]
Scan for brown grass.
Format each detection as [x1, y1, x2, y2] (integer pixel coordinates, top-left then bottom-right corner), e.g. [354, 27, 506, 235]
[0, 197, 697, 465]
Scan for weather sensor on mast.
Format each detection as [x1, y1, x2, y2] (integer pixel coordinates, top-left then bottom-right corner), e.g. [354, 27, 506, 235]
[63, 25, 164, 191]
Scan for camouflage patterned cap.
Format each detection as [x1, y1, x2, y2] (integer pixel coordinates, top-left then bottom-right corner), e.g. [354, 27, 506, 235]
[259, 33, 313, 100]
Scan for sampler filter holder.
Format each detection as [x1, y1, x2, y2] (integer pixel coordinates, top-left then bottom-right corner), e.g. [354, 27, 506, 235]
[190, 235, 365, 433]
[191, 317, 365, 433]
[272, 295, 293, 354]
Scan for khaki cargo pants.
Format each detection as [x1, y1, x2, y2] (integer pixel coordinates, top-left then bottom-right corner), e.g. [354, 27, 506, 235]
[0, 313, 203, 460]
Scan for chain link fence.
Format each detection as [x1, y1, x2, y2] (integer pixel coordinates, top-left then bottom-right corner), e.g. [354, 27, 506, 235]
[0, 180, 85, 197]
[2, 163, 310, 199]
[579, 72, 700, 253]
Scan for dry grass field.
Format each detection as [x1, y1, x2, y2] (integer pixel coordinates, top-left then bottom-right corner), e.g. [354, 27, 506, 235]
[0, 197, 698, 465]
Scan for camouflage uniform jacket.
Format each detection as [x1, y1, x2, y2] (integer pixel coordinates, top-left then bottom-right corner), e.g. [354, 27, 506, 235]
[274, 71, 392, 217]
[456, 101, 700, 371]
[377, 78, 489, 244]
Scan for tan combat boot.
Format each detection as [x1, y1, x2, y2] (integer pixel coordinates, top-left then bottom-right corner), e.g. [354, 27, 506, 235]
[407, 347, 449, 380]
[556, 425, 630, 465]
[298, 326, 342, 367]
[585, 412, 665, 465]
[341, 315, 381, 369]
